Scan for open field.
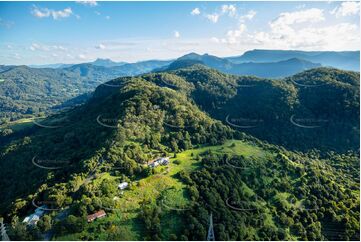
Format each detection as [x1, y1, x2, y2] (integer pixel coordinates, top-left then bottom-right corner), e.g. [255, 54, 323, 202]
[0, 117, 39, 131]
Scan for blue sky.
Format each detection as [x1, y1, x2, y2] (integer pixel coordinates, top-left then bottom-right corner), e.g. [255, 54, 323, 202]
[0, 1, 359, 65]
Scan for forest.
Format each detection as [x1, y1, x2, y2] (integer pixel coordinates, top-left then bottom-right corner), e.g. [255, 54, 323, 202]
[0, 64, 359, 241]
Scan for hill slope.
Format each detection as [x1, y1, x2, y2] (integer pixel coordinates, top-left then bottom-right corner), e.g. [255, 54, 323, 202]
[0, 66, 359, 241]
[0, 60, 171, 122]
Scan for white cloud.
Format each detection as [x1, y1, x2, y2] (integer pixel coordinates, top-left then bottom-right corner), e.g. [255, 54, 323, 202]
[94, 11, 101, 16]
[105, 16, 110, 20]
[31, 7, 50, 18]
[174, 31, 180, 38]
[222, 7, 359, 51]
[271, 8, 324, 27]
[330, 1, 360, 18]
[31, 6, 74, 20]
[210, 37, 220, 43]
[30, 43, 68, 52]
[226, 24, 247, 44]
[95, 43, 106, 49]
[240, 10, 257, 22]
[76, 1, 97, 7]
[191, 8, 200, 16]
[221, 4, 237, 17]
[269, 8, 325, 36]
[52, 8, 73, 20]
[78, 54, 87, 60]
[206, 14, 219, 23]
[30, 43, 47, 51]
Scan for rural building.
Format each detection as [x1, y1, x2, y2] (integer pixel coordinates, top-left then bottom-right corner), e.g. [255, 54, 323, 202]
[23, 205, 47, 226]
[118, 182, 129, 190]
[87, 210, 107, 222]
[148, 157, 170, 168]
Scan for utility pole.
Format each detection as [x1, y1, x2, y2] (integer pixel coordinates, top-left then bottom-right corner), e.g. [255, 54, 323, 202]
[207, 212, 215, 241]
[0, 218, 10, 241]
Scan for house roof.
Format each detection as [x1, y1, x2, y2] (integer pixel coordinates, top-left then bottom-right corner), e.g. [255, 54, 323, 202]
[87, 210, 106, 221]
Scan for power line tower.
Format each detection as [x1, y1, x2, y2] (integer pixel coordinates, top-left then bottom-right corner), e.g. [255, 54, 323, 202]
[0, 218, 10, 241]
[207, 213, 215, 241]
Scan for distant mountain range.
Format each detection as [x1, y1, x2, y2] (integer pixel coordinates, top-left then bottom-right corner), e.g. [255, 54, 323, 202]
[0, 49, 358, 121]
[28, 49, 359, 73]
[163, 53, 321, 78]
[226, 49, 359, 71]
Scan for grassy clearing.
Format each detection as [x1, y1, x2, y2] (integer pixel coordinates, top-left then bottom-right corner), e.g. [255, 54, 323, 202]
[55, 139, 270, 240]
[0, 117, 42, 131]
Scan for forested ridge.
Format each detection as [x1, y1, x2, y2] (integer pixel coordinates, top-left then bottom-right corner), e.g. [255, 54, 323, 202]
[0, 65, 359, 241]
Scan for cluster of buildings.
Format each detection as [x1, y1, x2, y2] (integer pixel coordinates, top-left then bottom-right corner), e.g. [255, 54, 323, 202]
[23, 158, 170, 226]
[148, 157, 170, 168]
[23, 205, 47, 226]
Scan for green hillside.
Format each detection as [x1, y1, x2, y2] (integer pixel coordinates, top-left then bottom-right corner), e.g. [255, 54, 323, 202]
[0, 66, 359, 241]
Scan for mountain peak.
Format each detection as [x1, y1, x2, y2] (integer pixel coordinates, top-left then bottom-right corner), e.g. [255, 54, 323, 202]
[90, 58, 126, 67]
[179, 52, 203, 60]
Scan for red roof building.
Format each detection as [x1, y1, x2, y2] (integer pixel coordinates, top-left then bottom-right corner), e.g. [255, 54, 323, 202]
[87, 210, 106, 222]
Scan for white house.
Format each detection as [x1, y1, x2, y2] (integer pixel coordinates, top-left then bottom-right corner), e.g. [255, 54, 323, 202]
[118, 182, 129, 190]
[149, 157, 169, 168]
[149, 161, 160, 168]
[23, 205, 47, 226]
[158, 157, 170, 165]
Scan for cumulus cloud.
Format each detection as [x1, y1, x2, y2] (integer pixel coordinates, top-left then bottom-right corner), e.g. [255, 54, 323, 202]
[271, 8, 324, 27]
[221, 4, 237, 17]
[223, 8, 359, 51]
[330, 1, 360, 18]
[225, 24, 247, 44]
[174, 31, 180, 38]
[76, 1, 98, 7]
[269, 8, 325, 36]
[31, 6, 73, 20]
[191, 8, 200, 15]
[256, 23, 359, 50]
[204, 5, 237, 23]
[206, 14, 219, 23]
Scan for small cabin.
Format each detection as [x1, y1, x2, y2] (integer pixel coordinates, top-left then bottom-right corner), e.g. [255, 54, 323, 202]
[118, 182, 129, 190]
[158, 157, 169, 165]
[87, 210, 106, 223]
[148, 157, 169, 168]
[23, 205, 47, 226]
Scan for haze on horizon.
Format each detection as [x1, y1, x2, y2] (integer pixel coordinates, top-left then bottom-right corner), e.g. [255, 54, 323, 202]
[0, 1, 360, 65]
